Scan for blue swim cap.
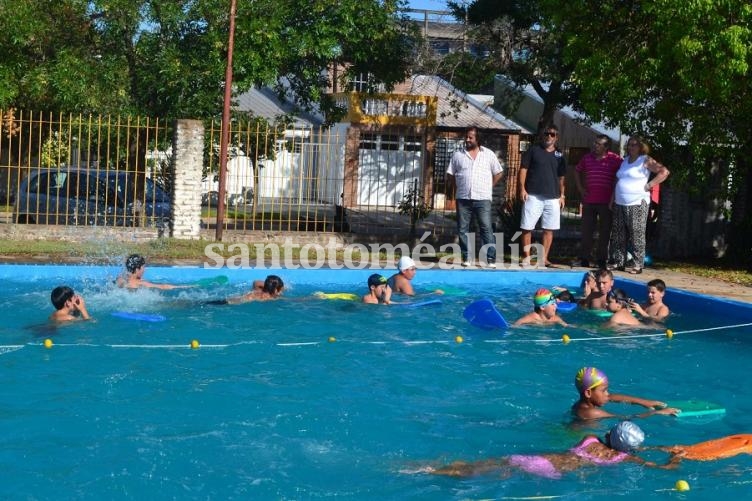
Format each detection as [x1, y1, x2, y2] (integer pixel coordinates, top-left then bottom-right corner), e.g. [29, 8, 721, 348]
[608, 421, 645, 452]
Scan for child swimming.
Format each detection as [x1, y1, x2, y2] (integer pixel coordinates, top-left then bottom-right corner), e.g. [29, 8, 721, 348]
[363, 274, 391, 305]
[603, 289, 643, 327]
[49, 285, 91, 323]
[226, 275, 285, 303]
[418, 421, 649, 479]
[630, 278, 670, 322]
[116, 254, 195, 290]
[513, 288, 568, 327]
[572, 367, 678, 420]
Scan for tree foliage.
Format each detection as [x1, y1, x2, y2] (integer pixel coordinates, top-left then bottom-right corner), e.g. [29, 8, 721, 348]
[551, 0, 752, 259]
[0, 0, 418, 118]
[442, 0, 578, 132]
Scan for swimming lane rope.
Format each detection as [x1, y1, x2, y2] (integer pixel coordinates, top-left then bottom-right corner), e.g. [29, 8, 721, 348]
[1, 321, 750, 352]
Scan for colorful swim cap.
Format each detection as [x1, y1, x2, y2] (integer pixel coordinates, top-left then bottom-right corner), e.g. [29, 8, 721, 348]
[533, 288, 556, 307]
[575, 367, 608, 393]
[608, 421, 645, 452]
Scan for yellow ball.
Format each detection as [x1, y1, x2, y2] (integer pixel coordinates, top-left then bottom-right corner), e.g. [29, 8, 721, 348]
[455, 335, 463, 344]
[666, 329, 674, 339]
[328, 336, 336, 343]
[43, 338, 53, 349]
[562, 334, 570, 345]
[675, 480, 690, 492]
[190, 339, 200, 349]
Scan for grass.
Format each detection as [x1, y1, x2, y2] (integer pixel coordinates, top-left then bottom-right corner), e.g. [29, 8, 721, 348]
[0, 238, 386, 265]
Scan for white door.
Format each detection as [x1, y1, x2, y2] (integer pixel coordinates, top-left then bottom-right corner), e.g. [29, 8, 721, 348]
[357, 133, 423, 206]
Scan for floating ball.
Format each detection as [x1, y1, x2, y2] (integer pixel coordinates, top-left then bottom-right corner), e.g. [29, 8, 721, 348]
[43, 338, 53, 349]
[644, 255, 653, 266]
[328, 336, 336, 343]
[675, 480, 690, 491]
[666, 329, 674, 339]
[455, 335, 463, 344]
[190, 339, 200, 349]
[562, 334, 570, 345]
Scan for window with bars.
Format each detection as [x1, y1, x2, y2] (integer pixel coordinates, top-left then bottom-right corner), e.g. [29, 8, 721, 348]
[434, 136, 464, 192]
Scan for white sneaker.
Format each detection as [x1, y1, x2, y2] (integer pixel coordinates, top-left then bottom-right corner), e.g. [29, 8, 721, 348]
[461, 261, 471, 267]
[488, 262, 497, 269]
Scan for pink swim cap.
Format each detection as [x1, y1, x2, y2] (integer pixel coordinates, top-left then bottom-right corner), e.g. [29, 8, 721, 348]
[575, 367, 608, 393]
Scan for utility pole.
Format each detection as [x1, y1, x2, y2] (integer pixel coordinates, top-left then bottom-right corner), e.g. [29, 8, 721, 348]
[215, 0, 237, 241]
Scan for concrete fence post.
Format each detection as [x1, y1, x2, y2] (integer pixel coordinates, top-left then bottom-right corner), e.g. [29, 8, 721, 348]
[171, 119, 204, 239]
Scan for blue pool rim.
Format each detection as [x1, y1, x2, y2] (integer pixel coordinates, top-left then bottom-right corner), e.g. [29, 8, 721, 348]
[2, 264, 750, 320]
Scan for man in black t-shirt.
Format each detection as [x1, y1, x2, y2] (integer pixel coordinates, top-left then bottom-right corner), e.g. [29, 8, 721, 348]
[518, 124, 567, 267]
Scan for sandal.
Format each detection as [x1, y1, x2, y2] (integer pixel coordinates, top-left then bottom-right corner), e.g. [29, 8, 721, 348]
[628, 268, 643, 275]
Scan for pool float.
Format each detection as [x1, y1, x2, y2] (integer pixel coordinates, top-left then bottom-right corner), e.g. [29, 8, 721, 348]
[667, 399, 726, 418]
[438, 285, 469, 296]
[463, 299, 509, 330]
[556, 302, 578, 312]
[589, 309, 613, 318]
[394, 299, 442, 308]
[313, 292, 359, 301]
[670, 434, 752, 461]
[194, 275, 229, 287]
[111, 311, 167, 322]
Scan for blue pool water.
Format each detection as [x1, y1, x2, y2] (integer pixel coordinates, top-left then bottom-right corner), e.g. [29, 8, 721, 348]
[0, 264, 751, 499]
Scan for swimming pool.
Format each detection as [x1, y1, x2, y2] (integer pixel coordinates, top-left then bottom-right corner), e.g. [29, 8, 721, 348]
[1, 264, 751, 499]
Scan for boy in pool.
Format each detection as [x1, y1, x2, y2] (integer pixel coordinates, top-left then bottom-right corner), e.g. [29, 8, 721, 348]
[629, 279, 670, 322]
[603, 289, 643, 327]
[226, 275, 285, 303]
[363, 273, 391, 305]
[581, 270, 597, 298]
[513, 288, 568, 327]
[116, 254, 195, 290]
[582, 268, 613, 310]
[50, 285, 91, 323]
[421, 421, 652, 479]
[572, 367, 678, 420]
[386, 256, 443, 296]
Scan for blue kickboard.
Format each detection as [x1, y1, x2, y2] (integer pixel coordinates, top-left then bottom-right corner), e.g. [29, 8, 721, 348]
[111, 311, 167, 322]
[557, 302, 578, 312]
[395, 299, 442, 309]
[463, 299, 509, 330]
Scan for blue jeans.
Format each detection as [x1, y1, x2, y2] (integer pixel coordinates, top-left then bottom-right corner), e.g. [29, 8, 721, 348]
[456, 199, 496, 262]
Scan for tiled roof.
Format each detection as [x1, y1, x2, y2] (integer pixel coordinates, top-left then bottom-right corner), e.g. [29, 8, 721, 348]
[393, 75, 531, 133]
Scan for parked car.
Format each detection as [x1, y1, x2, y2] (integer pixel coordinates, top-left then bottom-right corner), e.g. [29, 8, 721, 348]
[14, 169, 171, 229]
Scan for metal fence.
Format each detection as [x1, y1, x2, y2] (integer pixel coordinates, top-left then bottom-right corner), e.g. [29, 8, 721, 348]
[1, 109, 170, 228]
[2, 108, 551, 242]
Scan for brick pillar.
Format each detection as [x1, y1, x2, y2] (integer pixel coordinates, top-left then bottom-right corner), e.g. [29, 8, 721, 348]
[171, 119, 204, 239]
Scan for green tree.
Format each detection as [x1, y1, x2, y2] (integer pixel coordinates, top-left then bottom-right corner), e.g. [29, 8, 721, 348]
[441, 0, 579, 132]
[0, 0, 418, 118]
[553, 0, 752, 263]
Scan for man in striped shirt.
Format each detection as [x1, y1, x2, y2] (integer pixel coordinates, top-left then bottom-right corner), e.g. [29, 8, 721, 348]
[574, 135, 622, 268]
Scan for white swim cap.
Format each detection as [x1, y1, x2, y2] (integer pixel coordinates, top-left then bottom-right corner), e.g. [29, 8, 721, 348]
[398, 256, 416, 271]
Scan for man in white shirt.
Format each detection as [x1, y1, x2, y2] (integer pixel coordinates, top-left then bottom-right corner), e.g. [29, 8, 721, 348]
[447, 127, 504, 267]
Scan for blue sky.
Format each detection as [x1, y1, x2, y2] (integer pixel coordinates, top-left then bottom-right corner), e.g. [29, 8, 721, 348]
[408, 0, 449, 11]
